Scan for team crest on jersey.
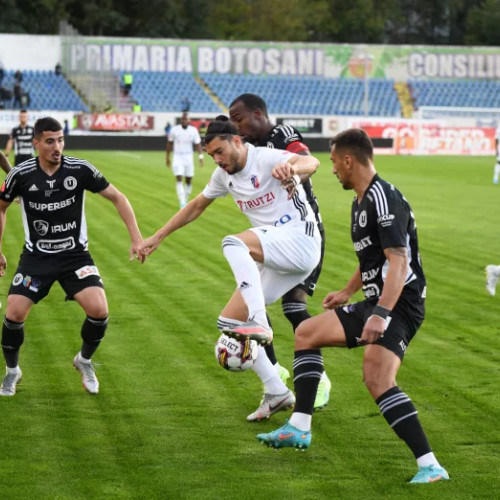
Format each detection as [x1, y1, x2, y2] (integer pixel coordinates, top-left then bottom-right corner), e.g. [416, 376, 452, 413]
[63, 176, 77, 190]
[359, 210, 367, 227]
[33, 220, 49, 236]
[266, 141, 275, 148]
[251, 175, 260, 188]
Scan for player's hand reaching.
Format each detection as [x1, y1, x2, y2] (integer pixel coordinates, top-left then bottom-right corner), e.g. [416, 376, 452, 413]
[322, 290, 350, 310]
[0, 253, 6, 277]
[130, 240, 146, 263]
[272, 162, 300, 199]
[137, 233, 162, 258]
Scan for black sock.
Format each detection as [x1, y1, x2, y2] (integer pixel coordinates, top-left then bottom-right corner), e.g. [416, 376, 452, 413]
[282, 301, 311, 332]
[2, 317, 25, 368]
[293, 349, 323, 414]
[81, 316, 108, 360]
[264, 313, 278, 364]
[376, 386, 432, 459]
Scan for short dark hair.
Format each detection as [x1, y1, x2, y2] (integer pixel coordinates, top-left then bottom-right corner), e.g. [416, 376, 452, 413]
[330, 128, 373, 165]
[20, 109, 28, 114]
[229, 93, 268, 116]
[34, 117, 63, 138]
[205, 115, 239, 145]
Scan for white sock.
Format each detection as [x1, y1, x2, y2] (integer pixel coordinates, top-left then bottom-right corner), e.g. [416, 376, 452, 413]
[78, 352, 91, 364]
[222, 236, 268, 326]
[417, 452, 440, 468]
[184, 183, 192, 201]
[6, 366, 21, 374]
[289, 412, 312, 432]
[251, 346, 288, 394]
[176, 182, 185, 205]
[494, 162, 500, 181]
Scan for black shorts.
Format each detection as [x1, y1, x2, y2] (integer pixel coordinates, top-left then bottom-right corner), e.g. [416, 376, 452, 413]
[296, 223, 325, 297]
[335, 293, 425, 360]
[14, 154, 33, 166]
[9, 252, 104, 304]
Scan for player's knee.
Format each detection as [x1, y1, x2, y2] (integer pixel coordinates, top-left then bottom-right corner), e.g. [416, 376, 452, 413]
[221, 235, 248, 253]
[362, 356, 395, 397]
[295, 319, 315, 348]
[2, 317, 25, 350]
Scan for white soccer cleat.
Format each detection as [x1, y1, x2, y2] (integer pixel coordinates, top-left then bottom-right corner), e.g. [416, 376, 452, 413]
[247, 390, 295, 422]
[485, 265, 499, 296]
[73, 354, 99, 394]
[0, 368, 22, 396]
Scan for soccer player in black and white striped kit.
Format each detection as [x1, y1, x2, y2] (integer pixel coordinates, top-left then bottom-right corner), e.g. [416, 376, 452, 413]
[0, 117, 145, 396]
[259, 128, 449, 484]
[5, 109, 34, 166]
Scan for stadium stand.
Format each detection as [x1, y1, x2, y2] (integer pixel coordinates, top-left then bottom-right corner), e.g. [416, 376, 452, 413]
[200, 74, 401, 117]
[125, 71, 221, 113]
[0, 70, 88, 111]
[410, 79, 500, 109]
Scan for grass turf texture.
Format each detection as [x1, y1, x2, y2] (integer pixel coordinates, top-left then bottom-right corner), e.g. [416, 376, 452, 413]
[0, 150, 498, 499]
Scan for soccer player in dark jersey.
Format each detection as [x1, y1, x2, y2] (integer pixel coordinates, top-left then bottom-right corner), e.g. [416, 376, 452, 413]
[229, 94, 330, 412]
[0, 117, 145, 397]
[5, 109, 34, 166]
[258, 128, 449, 484]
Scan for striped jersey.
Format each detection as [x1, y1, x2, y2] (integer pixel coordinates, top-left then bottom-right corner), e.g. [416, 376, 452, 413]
[203, 144, 318, 231]
[0, 156, 109, 254]
[351, 174, 426, 301]
[10, 125, 35, 157]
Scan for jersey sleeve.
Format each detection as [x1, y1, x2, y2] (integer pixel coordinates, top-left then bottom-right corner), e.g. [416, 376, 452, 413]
[272, 125, 310, 154]
[81, 161, 110, 193]
[193, 128, 201, 145]
[202, 167, 228, 199]
[373, 191, 409, 249]
[0, 170, 20, 201]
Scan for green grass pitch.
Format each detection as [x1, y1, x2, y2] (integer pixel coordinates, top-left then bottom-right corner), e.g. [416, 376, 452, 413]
[0, 150, 498, 499]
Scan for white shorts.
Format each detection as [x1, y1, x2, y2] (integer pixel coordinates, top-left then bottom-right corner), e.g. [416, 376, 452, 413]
[250, 222, 321, 305]
[172, 154, 194, 177]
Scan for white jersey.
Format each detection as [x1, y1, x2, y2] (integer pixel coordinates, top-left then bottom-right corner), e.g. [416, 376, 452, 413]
[496, 127, 500, 160]
[203, 144, 318, 229]
[168, 124, 201, 155]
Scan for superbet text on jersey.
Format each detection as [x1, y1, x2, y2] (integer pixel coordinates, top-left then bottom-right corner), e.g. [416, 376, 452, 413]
[0, 156, 109, 254]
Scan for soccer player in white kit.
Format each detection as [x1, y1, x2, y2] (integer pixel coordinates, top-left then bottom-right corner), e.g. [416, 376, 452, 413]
[140, 116, 322, 420]
[493, 124, 500, 185]
[166, 113, 204, 208]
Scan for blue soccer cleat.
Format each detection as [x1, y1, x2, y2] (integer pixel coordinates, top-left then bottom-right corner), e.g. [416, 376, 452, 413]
[257, 420, 311, 450]
[409, 465, 450, 484]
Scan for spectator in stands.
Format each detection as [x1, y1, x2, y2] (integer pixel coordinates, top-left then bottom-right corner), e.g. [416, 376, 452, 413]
[55, 63, 62, 76]
[12, 80, 23, 108]
[0, 85, 11, 109]
[0, 62, 4, 85]
[164, 122, 171, 136]
[132, 100, 141, 113]
[122, 72, 133, 96]
[63, 119, 70, 136]
[14, 70, 22, 83]
[181, 96, 190, 112]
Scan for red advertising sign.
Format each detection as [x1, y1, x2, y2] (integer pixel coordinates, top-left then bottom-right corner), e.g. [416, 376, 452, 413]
[77, 113, 154, 131]
[350, 119, 496, 155]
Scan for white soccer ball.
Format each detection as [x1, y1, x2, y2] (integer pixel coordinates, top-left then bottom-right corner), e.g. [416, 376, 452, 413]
[214, 333, 258, 372]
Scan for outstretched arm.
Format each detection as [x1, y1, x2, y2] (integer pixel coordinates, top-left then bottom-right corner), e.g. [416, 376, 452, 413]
[0, 151, 11, 174]
[271, 153, 320, 198]
[98, 184, 145, 263]
[139, 193, 215, 257]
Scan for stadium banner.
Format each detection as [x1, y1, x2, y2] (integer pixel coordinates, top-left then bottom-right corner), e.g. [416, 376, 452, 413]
[77, 113, 154, 131]
[276, 118, 322, 136]
[349, 118, 496, 155]
[52, 36, 500, 80]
